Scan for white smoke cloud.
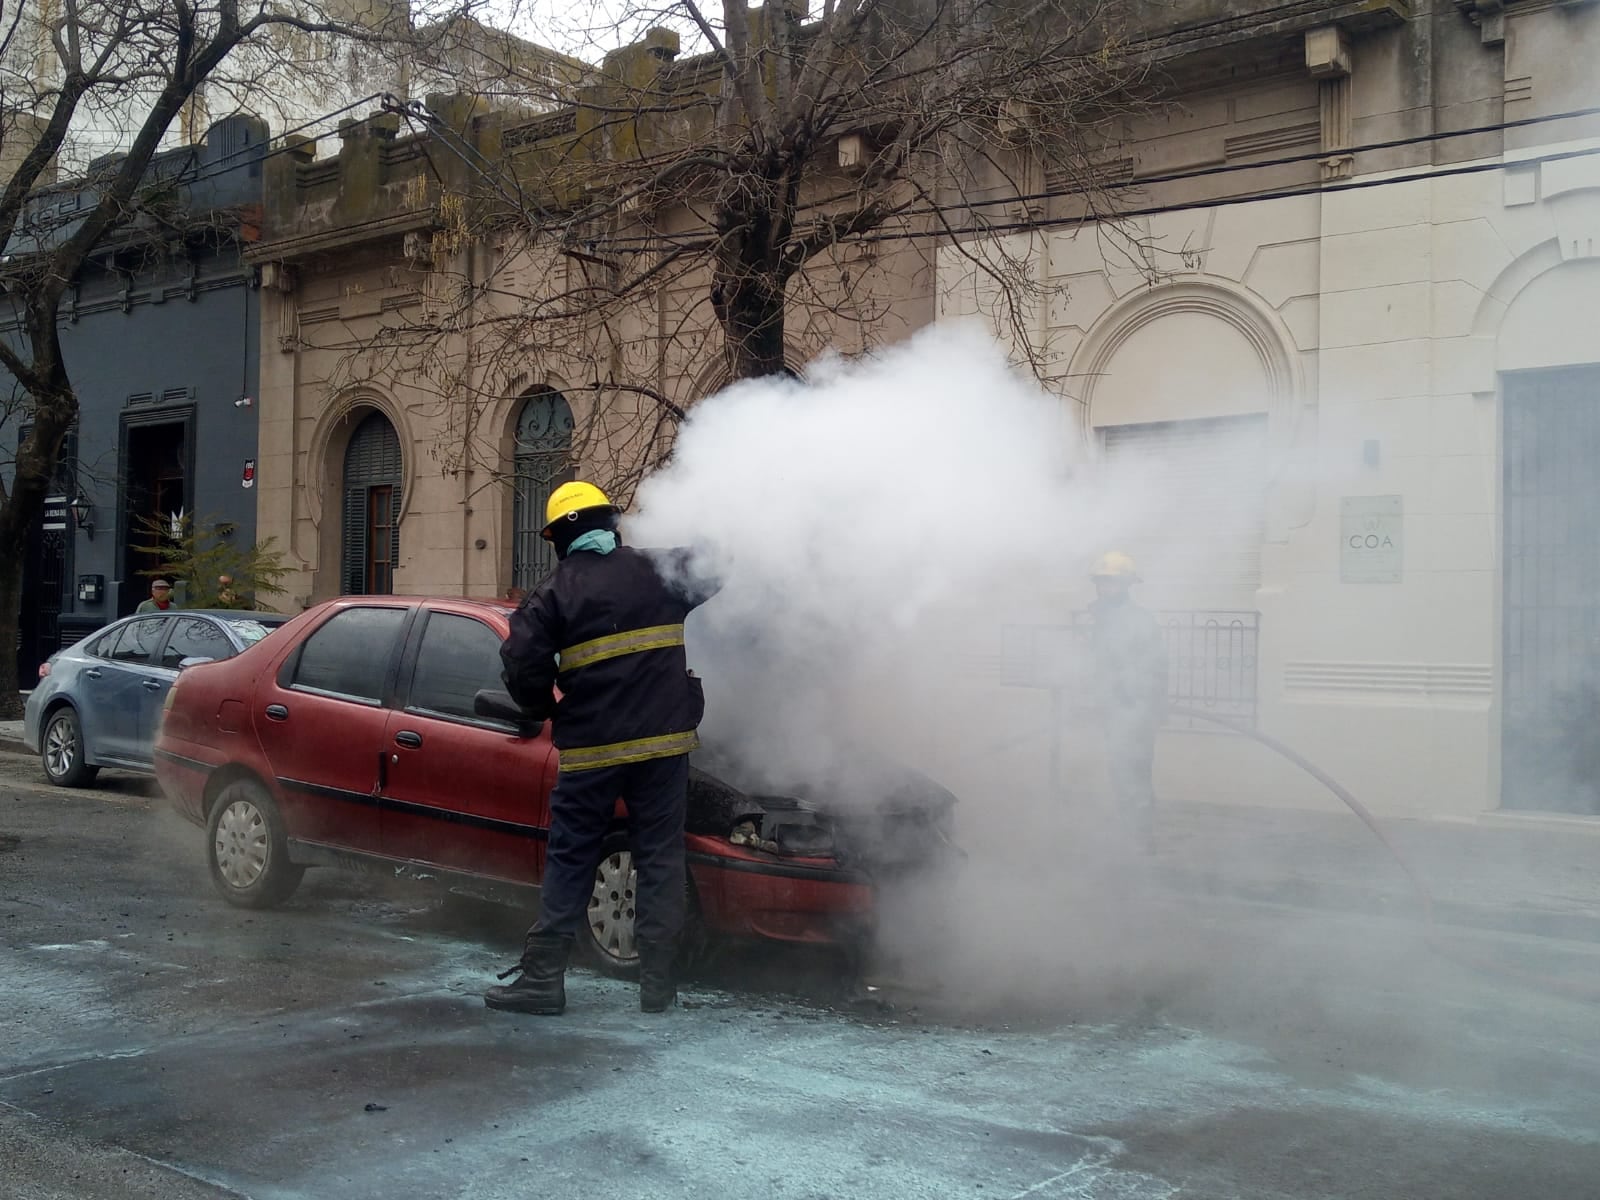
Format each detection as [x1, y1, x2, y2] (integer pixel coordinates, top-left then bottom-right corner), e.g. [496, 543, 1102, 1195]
[621, 321, 1455, 1015]
[628, 321, 1171, 799]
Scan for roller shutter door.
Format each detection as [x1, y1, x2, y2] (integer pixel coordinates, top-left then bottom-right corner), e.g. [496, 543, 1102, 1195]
[1099, 414, 1268, 611]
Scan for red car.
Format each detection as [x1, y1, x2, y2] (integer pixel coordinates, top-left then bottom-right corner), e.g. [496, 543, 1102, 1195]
[155, 596, 956, 976]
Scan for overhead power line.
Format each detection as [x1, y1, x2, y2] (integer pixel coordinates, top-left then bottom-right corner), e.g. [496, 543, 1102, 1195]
[588, 103, 1600, 252]
[857, 142, 1600, 247]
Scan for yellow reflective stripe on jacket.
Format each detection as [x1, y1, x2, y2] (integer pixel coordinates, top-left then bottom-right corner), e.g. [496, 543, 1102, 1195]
[558, 623, 686, 672]
[559, 729, 700, 773]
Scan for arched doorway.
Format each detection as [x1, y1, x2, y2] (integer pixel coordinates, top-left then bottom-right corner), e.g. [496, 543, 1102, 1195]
[341, 411, 402, 595]
[1079, 289, 1286, 613]
[510, 387, 574, 590]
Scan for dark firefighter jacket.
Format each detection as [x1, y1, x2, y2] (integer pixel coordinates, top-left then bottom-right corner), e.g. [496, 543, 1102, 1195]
[1088, 597, 1169, 721]
[501, 545, 722, 772]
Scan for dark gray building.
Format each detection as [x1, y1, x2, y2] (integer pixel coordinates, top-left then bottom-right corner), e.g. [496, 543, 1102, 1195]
[3, 115, 269, 686]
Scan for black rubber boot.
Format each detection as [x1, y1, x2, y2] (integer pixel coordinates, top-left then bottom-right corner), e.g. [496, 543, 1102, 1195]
[484, 932, 573, 1015]
[638, 938, 678, 1013]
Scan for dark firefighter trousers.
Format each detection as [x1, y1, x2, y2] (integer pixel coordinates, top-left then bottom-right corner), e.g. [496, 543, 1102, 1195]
[532, 752, 690, 944]
[1104, 707, 1158, 841]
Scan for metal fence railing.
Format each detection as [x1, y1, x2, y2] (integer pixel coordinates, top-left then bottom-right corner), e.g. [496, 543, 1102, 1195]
[1003, 610, 1261, 731]
[1148, 610, 1260, 729]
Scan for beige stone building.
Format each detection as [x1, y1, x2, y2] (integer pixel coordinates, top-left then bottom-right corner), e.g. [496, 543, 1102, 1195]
[942, 0, 1600, 819]
[249, 38, 930, 605]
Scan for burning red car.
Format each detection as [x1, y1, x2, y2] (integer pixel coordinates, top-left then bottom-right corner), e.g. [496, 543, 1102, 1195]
[154, 596, 956, 976]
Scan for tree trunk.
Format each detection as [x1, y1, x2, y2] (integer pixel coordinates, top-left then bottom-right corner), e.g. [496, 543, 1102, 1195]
[711, 171, 794, 383]
[0, 334, 78, 715]
[713, 252, 790, 381]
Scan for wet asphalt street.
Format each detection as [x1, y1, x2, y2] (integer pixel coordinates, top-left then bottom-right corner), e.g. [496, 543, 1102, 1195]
[4, 749, 1600, 1200]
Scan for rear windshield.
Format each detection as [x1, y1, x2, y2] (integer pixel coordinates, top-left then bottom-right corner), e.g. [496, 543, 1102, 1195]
[218, 616, 287, 647]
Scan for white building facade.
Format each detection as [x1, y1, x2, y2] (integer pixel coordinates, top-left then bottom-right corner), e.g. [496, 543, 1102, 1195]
[940, 0, 1600, 819]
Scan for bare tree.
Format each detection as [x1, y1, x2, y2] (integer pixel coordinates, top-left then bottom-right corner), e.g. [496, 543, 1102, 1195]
[287, 0, 1150, 520]
[0, 1, 486, 713]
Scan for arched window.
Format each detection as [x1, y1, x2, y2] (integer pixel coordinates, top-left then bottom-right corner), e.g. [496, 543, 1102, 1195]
[511, 387, 574, 590]
[341, 411, 402, 595]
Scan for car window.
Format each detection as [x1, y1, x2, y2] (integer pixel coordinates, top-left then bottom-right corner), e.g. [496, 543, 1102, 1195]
[160, 617, 233, 669]
[106, 618, 165, 664]
[290, 607, 407, 704]
[407, 612, 507, 722]
[217, 615, 285, 647]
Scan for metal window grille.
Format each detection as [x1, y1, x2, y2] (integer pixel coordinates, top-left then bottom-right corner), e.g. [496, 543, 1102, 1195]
[1004, 610, 1260, 728]
[1154, 610, 1259, 728]
[1072, 608, 1260, 728]
[511, 388, 574, 591]
[341, 412, 402, 595]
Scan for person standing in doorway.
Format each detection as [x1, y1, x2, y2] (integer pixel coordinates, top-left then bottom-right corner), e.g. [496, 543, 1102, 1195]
[484, 481, 721, 1017]
[1087, 552, 1167, 849]
[136, 579, 177, 613]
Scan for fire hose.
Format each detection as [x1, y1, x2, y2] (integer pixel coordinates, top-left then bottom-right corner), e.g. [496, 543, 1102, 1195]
[1165, 706, 1600, 1004]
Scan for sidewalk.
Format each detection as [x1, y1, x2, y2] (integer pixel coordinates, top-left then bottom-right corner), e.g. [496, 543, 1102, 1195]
[0, 717, 26, 755]
[1150, 800, 1600, 945]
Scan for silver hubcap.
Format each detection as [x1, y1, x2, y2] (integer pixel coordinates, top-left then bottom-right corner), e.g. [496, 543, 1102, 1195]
[44, 716, 76, 778]
[215, 798, 269, 889]
[588, 851, 638, 963]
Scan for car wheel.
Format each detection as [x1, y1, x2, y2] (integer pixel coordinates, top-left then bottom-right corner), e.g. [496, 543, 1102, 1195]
[41, 707, 98, 788]
[581, 836, 641, 980]
[206, 778, 305, 909]
[576, 833, 701, 981]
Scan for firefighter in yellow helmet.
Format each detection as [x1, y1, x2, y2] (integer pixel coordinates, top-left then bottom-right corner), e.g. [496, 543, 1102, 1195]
[486, 481, 722, 1016]
[1088, 552, 1167, 850]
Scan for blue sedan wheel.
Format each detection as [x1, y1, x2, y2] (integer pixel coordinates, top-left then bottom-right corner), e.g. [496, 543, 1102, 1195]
[42, 707, 98, 788]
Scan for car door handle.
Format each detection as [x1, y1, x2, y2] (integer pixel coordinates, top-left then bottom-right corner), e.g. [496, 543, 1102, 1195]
[393, 730, 423, 749]
[141, 680, 164, 691]
[265, 704, 289, 722]
[84, 668, 102, 679]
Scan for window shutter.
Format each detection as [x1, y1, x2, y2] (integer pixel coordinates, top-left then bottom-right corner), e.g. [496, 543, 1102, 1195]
[340, 413, 403, 596]
[1100, 415, 1268, 611]
[342, 487, 368, 594]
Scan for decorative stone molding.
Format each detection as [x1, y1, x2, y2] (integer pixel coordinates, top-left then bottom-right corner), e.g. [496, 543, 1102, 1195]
[1460, 0, 1600, 45]
[1306, 26, 1354, 181]
[1285, 661, 1493, 699]
[305, 388, 414, 529]
[1068, 278, 1305, 437]
[1456, 0, 1507, 44]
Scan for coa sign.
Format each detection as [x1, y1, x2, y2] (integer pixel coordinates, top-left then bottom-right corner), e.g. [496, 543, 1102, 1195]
[1341, 495, 1402, 583]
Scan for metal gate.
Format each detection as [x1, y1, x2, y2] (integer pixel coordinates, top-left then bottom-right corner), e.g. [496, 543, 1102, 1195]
[511, 388, 574, 592]
[1503, 366, 1600, 812]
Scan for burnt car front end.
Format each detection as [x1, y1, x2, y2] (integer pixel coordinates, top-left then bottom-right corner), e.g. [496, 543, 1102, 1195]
[683, 751, 960, 950]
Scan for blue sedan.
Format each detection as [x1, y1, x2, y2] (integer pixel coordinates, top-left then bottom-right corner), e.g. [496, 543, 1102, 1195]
[24, 610, 289, 787]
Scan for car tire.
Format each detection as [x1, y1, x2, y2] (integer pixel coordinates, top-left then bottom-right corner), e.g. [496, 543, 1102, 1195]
[576, 832, 701, 981]
[41, 706, 98, 788]
[206, 778, 305, 909]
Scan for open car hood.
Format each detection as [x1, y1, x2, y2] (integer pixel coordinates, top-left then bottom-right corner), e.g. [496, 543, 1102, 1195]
[686, 742, 958, 876]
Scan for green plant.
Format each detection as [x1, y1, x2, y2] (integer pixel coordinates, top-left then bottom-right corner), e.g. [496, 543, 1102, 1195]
[133, 513, 290, 612]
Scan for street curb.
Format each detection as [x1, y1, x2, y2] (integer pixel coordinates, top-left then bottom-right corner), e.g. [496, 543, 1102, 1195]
[0, 736, 31, 757]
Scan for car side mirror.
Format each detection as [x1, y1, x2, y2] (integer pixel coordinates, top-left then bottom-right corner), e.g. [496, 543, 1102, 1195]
[178, 656, 215, 671]
[473, 688, 542, 738]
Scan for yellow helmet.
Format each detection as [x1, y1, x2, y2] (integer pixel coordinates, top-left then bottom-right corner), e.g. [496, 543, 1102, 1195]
[543, 481, 614, 534]
[1090, 551, 1140, 581]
